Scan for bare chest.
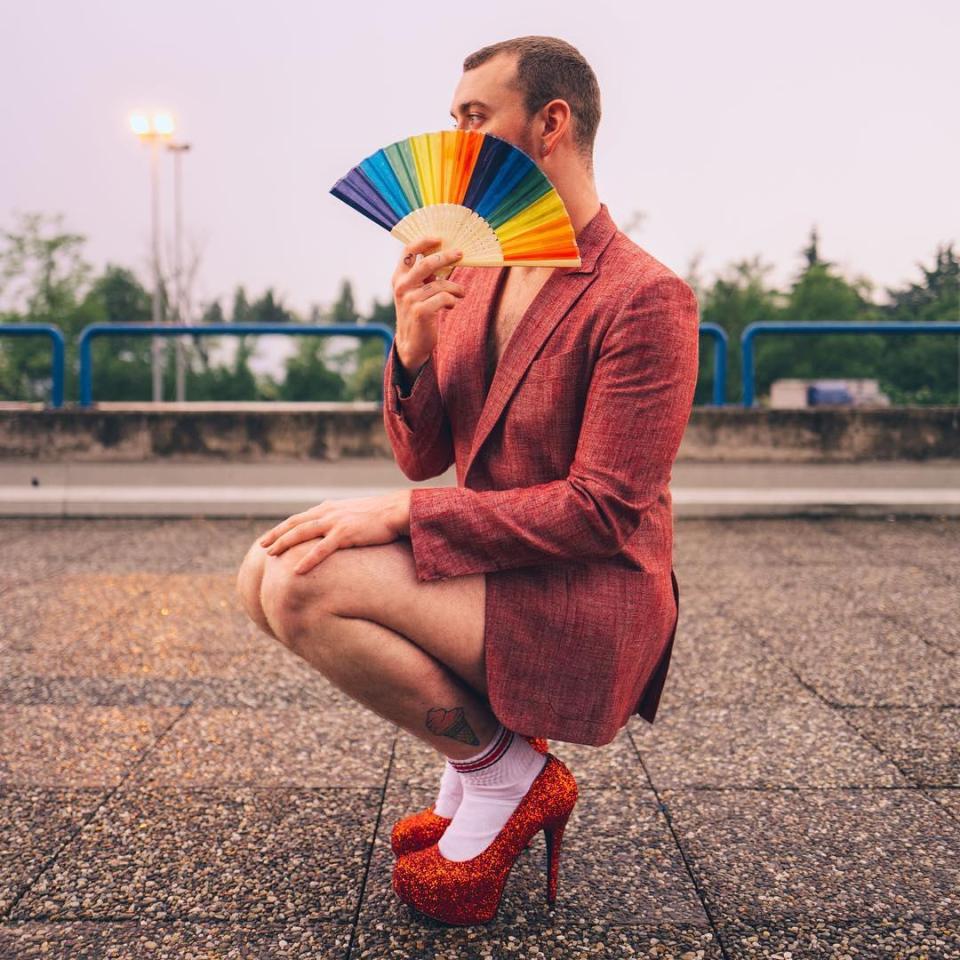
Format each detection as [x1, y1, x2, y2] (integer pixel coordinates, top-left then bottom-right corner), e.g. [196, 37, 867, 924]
[485, 270, 553, 379]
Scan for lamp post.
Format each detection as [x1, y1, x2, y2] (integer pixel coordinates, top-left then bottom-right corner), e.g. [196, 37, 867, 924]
[129, 110, 175, 401]
[167, 141, 192, 401]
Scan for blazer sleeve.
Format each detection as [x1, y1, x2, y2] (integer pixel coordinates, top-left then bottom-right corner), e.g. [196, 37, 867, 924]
[383, 338, 455, 481]
[406, 276, 700, 581]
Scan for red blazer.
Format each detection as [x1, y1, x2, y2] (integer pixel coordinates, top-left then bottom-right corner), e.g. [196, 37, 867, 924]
[382, 202, 700, 746]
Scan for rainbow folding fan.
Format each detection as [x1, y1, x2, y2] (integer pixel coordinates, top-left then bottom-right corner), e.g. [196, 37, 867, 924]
[329, 130, 581, 277]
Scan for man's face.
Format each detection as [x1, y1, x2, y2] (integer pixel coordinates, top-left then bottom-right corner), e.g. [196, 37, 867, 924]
[448, 53, 539, 161]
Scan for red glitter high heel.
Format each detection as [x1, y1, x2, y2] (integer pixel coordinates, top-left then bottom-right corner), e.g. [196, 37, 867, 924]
[390, 736, 549, 857]
[392, 753, 577, 925]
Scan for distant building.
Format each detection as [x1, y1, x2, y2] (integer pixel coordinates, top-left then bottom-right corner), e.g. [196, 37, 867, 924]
[768, 378, 891, 408]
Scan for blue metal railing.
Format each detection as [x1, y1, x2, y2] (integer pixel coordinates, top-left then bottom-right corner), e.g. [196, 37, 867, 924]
[8, 318, 952, 409]
[77, 322, 395, 407]
[699, 323, 728, 406]
[741, 321, 960, 407]
[0, 323, 67, 408]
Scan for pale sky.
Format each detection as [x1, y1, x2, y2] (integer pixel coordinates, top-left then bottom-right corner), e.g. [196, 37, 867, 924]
[2, 0, 956, 323]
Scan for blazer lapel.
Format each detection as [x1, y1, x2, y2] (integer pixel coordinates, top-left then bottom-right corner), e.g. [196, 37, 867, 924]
[462, 202, 619, 484]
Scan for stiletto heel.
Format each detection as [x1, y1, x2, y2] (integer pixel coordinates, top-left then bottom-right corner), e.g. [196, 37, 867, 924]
[392, 752, 578, 925]
[544, 810, 571, 904]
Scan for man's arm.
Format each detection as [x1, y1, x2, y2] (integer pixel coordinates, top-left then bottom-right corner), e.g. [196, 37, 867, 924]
[406, 276, 700, 581]
[383, 338, 455, 481]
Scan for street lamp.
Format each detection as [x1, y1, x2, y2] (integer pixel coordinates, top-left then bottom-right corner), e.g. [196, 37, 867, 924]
[167, 141, 192, 401]
[129, 110, 175, 402]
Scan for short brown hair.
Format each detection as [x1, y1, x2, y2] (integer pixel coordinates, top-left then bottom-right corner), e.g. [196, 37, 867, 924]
[462, 36, 601, 164]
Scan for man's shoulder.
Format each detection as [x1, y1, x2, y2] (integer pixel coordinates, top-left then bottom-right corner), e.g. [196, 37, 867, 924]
[596, 230, 696, 304]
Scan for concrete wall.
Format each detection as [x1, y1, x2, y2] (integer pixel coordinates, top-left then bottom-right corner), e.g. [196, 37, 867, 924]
[0, 403, 958, 462]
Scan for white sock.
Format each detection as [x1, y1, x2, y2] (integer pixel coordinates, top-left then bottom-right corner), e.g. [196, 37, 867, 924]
[432, 759, 463, 818]
[437, 722, 548, 862]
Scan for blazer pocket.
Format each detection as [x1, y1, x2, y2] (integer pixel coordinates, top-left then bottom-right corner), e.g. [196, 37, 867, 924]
[523, 345, 584, 383]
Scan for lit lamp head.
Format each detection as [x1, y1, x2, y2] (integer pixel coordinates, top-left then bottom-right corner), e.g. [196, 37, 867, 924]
[129, 111, 176, 140]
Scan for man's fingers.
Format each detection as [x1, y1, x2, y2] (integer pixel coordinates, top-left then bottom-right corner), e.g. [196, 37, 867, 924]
[412, 290, 461, 315]
[260, 505, 326, 546]
[260, 513, 303, 547]
[265, 517, 327, 556]
[402, 236, 443, 259]
[396, 237, 441, 278]
[406, 278, 466, 302]
[293, 535, 341, 574]
[398, 248, 463, 291]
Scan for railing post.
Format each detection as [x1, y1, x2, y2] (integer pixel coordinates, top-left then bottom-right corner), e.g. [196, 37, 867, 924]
[699, 323, 728, 406]
[0, 323, 67, 408]
[742, 325, 756, 407]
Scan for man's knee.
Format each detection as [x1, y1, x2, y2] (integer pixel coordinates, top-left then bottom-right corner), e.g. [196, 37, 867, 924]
[259, 541, 344, 648]
[235, 538, 275, 635]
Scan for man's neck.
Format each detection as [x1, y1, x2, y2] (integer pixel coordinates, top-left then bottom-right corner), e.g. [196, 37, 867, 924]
[509, 165, 600, 282]
[548, 163, 601, 236]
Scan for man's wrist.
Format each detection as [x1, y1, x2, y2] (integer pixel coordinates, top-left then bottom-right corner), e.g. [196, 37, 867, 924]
[394, 341, 429, 393]
[390, 489, 412, 537]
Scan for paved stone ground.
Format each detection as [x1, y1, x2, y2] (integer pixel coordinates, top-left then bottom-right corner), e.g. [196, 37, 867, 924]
[0, 516, 957, 959]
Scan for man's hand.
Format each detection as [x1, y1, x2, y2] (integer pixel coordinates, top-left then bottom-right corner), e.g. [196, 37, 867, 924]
[259, 490, 412, 575]
[392, 237, 465, 371]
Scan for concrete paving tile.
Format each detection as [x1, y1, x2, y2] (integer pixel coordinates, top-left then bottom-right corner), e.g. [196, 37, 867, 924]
[106, 571, 253, 628]
[0, 519, 150, 593]
[0, 676, 199, 708]
[660, 786, 960, 958]
[4, 608, 309, 682]
[842, 707, 960, 786]
[60, 519, 233, 574]
[629, 693, 907, 788]
[0, 706, 181, 787]
[0, 920, 351, 958]
[0, 573, 156, 652]
[755, 612, 960, 707]
[350, 920, 722, 959]
[139, 707, 394, 788]
[389, 727, 647, 793]
[678, 564, 840, 621]
[806, 565, 960, 655]
[11, 785, 380, 923]
[925, 789, 960, 824]
[6, 631, 285, 682]
[0, 519, 226, 580]
[0, 518, 69, 546]
[715, 916, 960, 958]
[675, 517, 882, 569]
[0, 788, 107, 916]
[824, 516, 960, 578]
[0, 673, 358, 711]
[666, 613, 808, 705]
[354, 781, 716, 950]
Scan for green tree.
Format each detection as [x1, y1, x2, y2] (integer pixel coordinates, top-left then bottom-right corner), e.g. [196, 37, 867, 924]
[184, 286, 260, 400]
[697, 255, 782, 405]
[281, 337, 348, 401]
[349, 294, 396, 401]
[878, 243, 960, 404]
[749, 227, 882, 404]
[0, 212, 97, 402]
[82, 266, 155, 401]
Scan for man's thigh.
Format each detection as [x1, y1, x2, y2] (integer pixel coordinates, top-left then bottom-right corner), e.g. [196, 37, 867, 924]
[291, 538, 489, 696]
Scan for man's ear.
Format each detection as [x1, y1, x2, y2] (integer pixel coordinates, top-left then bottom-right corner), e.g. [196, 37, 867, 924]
[539, 98, 572, 155]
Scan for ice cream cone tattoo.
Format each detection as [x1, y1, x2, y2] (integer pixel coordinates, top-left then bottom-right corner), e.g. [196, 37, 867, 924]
[425, 706, 481, 746]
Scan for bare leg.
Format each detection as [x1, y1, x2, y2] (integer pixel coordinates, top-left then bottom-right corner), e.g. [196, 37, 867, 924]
[237, 535, 500, 761]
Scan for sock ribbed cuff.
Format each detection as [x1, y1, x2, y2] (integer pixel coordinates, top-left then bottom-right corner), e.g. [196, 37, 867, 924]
[449, 723, 513, 773]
